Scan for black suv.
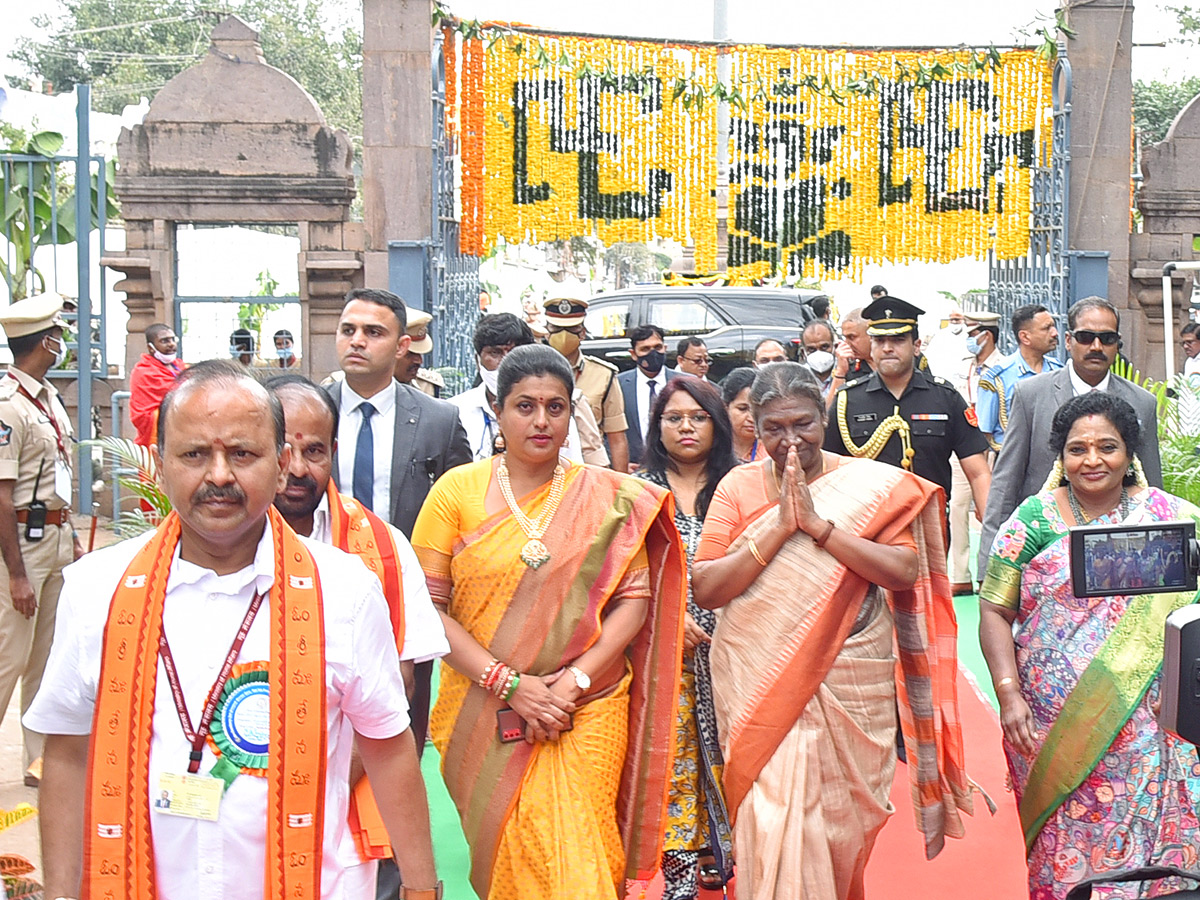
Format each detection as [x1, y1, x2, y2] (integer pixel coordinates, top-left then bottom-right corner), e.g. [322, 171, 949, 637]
[581, 286, 825, 380]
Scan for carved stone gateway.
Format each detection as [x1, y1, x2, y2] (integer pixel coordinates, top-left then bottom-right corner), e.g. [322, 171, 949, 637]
[1131, 93, 1200, 377]
[103, 15, 364, 380]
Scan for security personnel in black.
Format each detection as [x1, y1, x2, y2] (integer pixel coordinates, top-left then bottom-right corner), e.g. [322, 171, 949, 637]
[824, 297, 992, 514]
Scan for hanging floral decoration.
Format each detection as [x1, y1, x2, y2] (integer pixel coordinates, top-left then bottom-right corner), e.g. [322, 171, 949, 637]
[443, 13, 1052, 277]
[725, 46, 1052, 281]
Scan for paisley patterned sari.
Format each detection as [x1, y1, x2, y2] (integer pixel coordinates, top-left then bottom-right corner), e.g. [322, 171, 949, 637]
[981, 488, 1200, 899]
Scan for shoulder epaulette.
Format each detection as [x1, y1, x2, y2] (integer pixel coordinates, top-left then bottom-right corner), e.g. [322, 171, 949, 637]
[0, 379, 18, 401]
[586, 355, 618, 373]
[843, 374, 869, 389]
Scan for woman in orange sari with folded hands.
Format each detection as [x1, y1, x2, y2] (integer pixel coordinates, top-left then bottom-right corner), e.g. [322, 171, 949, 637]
[691, 363, 973, 900]
[411, 344, 686, 900]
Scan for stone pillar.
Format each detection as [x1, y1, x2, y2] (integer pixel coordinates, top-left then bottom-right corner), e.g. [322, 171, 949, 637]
[1061, 1, 1134, 333]
[361, 0, 434, 288]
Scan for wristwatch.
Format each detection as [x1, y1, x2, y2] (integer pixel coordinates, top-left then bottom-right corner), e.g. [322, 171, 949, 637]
[566, 664, 591, 692]
[400, 883, 443, 900]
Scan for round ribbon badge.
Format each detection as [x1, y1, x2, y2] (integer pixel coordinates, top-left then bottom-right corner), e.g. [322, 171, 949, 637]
[208, 669, 271, 789]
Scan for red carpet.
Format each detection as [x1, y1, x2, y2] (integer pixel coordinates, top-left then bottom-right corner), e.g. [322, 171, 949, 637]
[864, 664, 1028, 898]
[651, 665, 1027, 900]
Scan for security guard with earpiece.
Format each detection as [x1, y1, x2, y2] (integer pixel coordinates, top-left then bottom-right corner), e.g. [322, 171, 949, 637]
[0, 293, 83, 787]
[824, 296, 992, 515]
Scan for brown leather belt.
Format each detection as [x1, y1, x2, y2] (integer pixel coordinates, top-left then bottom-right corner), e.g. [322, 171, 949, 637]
[16, 508, 71, 526]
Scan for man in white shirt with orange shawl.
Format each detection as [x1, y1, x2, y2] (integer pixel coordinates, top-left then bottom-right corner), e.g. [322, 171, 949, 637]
[26, 360, 442, 900]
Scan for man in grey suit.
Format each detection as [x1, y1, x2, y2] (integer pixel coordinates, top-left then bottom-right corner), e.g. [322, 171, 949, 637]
[617, 323, 679, 469]
[327, 288, 471, 537]
[978, 297, 1163, 573]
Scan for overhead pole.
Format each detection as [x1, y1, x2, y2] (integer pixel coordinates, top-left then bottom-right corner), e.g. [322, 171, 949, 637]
[75, 83, 94, 513]
[714, 0, 730, 271]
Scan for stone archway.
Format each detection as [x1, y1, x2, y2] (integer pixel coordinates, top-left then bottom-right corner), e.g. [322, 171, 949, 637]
[102, 14, 363, 379]
[1130, 91, 1200, 377]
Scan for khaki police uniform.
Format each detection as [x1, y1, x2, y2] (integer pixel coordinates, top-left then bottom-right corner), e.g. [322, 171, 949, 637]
[575, 354, 627, 436]
[0, 302, 76, 771]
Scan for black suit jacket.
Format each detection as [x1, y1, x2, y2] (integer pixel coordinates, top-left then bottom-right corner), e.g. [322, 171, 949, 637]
[326, 379, 472, 538]
[617, 367, 680, 465]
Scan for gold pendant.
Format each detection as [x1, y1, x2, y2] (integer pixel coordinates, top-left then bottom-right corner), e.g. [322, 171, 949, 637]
[520, 539, 550, 569]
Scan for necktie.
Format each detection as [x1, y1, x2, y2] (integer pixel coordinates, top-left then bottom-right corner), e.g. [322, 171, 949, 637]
[352, 402, 376, 510]
[648, 379, 657, 439]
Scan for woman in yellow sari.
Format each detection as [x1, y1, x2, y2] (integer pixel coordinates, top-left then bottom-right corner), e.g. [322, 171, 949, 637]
[691, 363, 973, 900]
[411, 344, 686, 900]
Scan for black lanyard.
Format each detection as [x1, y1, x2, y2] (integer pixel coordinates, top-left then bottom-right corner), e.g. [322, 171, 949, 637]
[158, 591, 264, 773]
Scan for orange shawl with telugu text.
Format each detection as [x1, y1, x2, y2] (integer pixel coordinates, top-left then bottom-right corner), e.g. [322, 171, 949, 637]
[325, 480, 408, 862]
[709, 456, 973, 859]
[83, 508, 327, 900]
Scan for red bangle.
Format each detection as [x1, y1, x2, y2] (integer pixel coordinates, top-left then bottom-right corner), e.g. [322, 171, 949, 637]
[814, 519, 835, 548]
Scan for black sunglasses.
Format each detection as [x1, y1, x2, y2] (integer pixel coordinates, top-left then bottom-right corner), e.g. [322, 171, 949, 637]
[1070, 329, 1120, 346]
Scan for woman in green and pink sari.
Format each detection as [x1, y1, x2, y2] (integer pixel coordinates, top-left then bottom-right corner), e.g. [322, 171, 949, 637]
[980, 392, 1200, 899]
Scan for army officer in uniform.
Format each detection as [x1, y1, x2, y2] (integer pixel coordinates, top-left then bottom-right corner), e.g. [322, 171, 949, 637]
[824, 297, 992, 517]
[0, 293, 82, 786]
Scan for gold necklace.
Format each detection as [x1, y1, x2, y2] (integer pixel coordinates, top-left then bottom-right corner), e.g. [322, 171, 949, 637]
[497, 456, 566, 569]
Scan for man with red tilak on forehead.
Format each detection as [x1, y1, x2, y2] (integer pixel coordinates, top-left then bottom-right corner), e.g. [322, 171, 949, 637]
[266, 373, 448, 897]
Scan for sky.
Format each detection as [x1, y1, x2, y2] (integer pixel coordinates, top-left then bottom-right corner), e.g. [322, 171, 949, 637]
[4, 0, 1199, 83]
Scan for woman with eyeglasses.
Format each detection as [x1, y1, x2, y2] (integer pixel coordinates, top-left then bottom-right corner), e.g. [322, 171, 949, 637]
[691, 363, 972, 900]
[721, 368, 762, 463]
[636, 378, 738, 898]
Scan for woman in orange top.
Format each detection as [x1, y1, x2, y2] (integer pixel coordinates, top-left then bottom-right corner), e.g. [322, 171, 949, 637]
[411, 344, 685, 900]
[691, 363, 973, 900]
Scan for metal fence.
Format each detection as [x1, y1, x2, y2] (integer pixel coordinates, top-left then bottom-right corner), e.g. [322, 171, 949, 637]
[430, 31, 480, 396]
[2, 84, 107, 509]
[987, 50, 1071, 362]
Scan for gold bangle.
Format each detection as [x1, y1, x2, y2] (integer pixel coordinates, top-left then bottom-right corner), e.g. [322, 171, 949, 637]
[996, 676, 1016, 689]
[747, 538, 768, 567]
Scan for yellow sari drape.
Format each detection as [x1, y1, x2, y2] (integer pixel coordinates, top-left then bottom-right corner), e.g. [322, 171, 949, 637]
[413, 461, 686, 900]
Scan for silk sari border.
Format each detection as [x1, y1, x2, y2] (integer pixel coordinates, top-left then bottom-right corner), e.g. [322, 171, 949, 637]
[1018, 586, 1199, 851]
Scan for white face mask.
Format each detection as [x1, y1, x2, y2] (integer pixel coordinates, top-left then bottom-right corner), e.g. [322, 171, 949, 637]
[153, 349, 178, 365]
[45, 335, 68, 367]
[479, 364, 500, 396]
[947, 322, 965, 335]
[805, 350, 835, 376]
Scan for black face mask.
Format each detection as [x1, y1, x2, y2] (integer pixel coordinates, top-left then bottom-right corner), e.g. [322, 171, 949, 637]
[637, 348, 666, 375]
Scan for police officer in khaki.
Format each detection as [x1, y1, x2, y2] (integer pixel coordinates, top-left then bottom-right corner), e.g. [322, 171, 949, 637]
[0, 293, 82, 786]
[543, 292, 630, 472]
[394, 307, 447, 398]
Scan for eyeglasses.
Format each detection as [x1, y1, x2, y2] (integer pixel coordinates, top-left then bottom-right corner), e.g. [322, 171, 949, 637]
[681, 355, 712, 365]
[662, 412, 713, 428]
[1070, 329, 1120, 346]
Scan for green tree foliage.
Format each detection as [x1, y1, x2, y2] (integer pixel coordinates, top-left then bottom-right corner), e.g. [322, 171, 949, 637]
[1133, 76, 1200, 144]
[10, 0, 363, 143]
[1, 128, 120, 300]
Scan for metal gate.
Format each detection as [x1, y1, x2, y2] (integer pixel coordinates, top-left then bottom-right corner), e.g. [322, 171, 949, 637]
[987, 50, 1071, 359]
[1, 84, 108, 511]
[430, 33, 480, 396]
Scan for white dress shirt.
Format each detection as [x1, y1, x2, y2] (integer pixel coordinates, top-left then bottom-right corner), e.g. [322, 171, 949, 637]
[336, 381, 397, 514]
[636, 367, 670, 440]
[1185, 354, 1200, 378]
[25, 522, 410, 900]
[309, 494, 450, 664]
[1068, 362, 1111, 396]
[449, 383, 584, 463]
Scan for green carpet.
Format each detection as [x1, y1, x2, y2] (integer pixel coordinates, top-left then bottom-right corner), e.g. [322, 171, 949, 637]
[423, 665, 480, 899]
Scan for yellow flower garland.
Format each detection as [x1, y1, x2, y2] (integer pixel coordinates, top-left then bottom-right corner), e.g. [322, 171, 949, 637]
[449, 27, 1052, 276]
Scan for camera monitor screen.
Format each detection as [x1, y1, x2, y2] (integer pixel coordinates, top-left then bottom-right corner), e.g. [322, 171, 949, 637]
[1069, 520, 1198, 599]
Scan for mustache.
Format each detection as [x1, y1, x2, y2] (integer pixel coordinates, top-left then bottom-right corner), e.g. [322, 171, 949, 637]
[284, 473, 320, 494]
[1085, 352, 1110, 360]
[191, 483, 246, 504]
